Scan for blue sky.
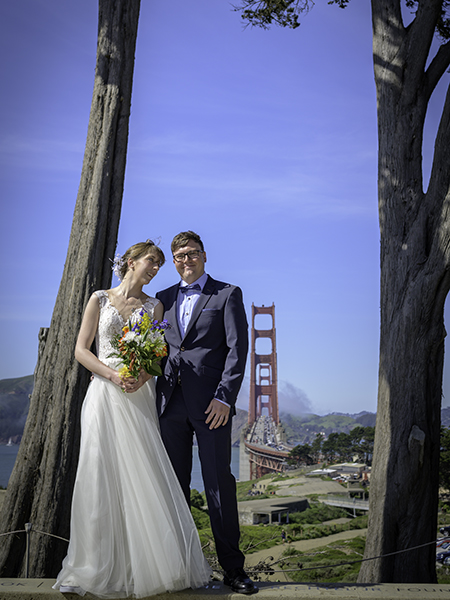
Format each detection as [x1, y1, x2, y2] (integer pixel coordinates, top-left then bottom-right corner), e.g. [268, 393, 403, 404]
[0, 0, 448, 416]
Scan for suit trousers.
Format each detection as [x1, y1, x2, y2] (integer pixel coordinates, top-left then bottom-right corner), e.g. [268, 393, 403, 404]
[159, 384, 245, 571]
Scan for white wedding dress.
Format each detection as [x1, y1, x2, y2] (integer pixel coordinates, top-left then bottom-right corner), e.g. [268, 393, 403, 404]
[53, 291, 212, 598]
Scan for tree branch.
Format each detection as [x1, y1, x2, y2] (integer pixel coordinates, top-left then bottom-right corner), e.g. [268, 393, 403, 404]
[405, 0, 441, 85]
[234, 0, 313, 29]
[427, 81, 450, 246]
[425, 38, 450, 101]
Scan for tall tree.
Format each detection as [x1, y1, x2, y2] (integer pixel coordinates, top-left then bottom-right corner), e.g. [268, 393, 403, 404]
[237, 0, 450, 583]
[288, 442, 313, 465]
[350, 426, 375, 464]
[0, 0, 141, 577]
[322, 432, 340, 462]
[311, 432, 323, 463]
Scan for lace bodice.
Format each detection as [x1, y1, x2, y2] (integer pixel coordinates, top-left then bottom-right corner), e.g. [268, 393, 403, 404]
[94, 290, 160, 369]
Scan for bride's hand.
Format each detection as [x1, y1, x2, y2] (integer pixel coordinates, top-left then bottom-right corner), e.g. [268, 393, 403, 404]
[110, 371, 126, 389]
[122, 370, 152, 393]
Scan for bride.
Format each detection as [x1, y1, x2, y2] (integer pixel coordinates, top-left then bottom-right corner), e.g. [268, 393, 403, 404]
[53, 240, 212, 598]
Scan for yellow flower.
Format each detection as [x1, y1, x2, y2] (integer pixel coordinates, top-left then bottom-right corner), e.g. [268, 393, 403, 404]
[119, 366, 130, 378]
[141, 312, 150, 331]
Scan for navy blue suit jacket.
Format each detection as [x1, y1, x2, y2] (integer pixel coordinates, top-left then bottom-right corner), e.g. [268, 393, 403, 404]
[156, 276, 248, 420]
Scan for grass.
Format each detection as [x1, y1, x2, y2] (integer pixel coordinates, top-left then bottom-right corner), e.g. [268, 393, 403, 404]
[239, 514, 367, 554]
[191, 506, 210, 530]
[288, 503, 348, 524]
[278, 536, 366, 583]
[437, 566, 450, 584]
[235, 474, 275, 501]
[197, 522, 287, 561]
[278, 537, 450, 585]
[194, 478, 450, 583]
[194, 507, 369, 569]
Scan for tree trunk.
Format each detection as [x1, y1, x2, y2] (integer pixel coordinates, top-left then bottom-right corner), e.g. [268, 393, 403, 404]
[0, 0, 141, 577]
[359, 0, 450, 582]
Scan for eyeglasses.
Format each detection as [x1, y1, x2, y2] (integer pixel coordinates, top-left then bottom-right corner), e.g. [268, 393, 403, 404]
[173, 250, 203, 263]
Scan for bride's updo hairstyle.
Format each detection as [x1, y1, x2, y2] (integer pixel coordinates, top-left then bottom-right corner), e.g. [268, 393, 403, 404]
[116, 240, 165, 281]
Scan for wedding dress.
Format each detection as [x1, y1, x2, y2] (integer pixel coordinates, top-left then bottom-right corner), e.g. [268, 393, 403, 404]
[53, 291, 212, 598]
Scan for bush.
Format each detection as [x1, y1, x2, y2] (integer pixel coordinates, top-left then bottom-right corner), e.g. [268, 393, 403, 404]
[288, 503, 348, 525]
[280, 536, 366, 583]
[191, 506, 210, 530]
[190, 488, 205, 509]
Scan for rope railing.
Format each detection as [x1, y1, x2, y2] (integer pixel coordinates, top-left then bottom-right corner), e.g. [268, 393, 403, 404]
[0, 523, 69, 578]
[245, 535, 450, 579]
[1, 525, 448, 580]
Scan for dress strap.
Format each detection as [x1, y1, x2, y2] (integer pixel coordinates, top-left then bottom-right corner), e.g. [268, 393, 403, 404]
[143, 297, 160, 311]
[94, 290, 108, 308]
[142, 297, 161, 320]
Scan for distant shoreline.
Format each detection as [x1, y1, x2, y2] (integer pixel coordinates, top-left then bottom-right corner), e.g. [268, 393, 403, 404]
[0, 444, 240, 493]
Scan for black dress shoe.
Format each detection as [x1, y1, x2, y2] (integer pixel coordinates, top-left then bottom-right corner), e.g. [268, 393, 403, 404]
[223, 568, 258, 595]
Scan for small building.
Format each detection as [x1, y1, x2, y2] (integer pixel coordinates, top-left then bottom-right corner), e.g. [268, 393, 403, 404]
[330, 463, 366, 477]
[238, 496, 309, 526]
[306, 468, 338, 478]
[347, 480, 368, 500]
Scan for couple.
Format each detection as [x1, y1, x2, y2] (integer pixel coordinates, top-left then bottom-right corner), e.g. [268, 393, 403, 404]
[53, 231, 258, 598]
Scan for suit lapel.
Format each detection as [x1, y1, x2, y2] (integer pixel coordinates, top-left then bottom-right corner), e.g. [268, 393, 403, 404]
[164, 284, 183, 343]
[182, 276, 216, 341]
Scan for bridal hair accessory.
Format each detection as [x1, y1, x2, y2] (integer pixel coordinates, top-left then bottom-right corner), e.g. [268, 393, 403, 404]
[111, 253, 125, 282]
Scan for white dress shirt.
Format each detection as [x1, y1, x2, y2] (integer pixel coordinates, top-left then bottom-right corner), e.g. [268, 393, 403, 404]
[177, 271, 208, 338]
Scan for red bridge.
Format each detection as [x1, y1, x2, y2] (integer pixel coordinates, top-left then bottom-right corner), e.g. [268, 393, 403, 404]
[241, 304, 292, 480]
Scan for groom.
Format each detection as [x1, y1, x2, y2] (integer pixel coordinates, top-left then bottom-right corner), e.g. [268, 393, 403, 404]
[156, 231, 257, 595]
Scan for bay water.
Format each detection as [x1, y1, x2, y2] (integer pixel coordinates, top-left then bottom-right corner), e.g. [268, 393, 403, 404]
[0, 444, 240, 492]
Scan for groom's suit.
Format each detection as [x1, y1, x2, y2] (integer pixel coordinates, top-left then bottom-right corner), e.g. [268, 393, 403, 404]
[156, 275, 248, 571]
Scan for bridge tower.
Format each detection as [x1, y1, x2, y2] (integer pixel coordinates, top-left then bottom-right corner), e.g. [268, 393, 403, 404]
[248, 303, 279, 425]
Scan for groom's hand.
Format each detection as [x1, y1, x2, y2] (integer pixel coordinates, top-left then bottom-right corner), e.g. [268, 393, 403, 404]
[205, 399, 230, 430]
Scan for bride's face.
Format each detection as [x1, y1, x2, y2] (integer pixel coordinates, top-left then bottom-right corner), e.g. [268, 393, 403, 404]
[131, 253, 161, 285]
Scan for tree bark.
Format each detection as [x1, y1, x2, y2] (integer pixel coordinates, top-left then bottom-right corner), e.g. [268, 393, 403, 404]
[0, 0, 141, 577]
[358, 0, 450, 583]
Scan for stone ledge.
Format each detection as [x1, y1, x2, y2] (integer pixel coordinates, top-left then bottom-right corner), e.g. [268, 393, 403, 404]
[1, 580, 450, 600]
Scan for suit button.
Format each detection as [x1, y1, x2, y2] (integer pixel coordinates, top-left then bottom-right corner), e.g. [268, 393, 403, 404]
[180, 347, 185, 351]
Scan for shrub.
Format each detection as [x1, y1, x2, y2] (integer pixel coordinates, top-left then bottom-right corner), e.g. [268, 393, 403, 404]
[190, 488, 205, 509]
[191, 506, 210, 530]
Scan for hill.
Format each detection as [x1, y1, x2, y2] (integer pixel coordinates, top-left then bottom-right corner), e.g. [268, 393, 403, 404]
[231, 407, 248, 446]
[1, 375, 448, 446]
[0, 375, 249, 446]
[0, 375, 33, 443]
[280, 411, 377, 446]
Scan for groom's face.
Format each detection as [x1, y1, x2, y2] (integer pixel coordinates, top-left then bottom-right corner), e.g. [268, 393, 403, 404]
[173, 240, 206, 284]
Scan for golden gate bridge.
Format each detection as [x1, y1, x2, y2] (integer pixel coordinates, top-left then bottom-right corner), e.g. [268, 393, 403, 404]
[240, 304, 292, 481]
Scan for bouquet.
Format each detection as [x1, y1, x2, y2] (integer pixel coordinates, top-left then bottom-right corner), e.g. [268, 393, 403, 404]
[109, 309, 170, 380]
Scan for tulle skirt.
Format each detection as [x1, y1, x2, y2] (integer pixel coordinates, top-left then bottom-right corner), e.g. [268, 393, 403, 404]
[53, 376, 212, 598]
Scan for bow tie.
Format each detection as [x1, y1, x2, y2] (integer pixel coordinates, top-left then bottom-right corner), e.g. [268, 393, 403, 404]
[180, 283, 201, 294]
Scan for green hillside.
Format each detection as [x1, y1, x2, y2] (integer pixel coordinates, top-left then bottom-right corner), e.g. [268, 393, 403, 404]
[280, 411, 376, 445]
[0, 374, 34, 394]
[0, 375, 378, 446]
[0, 375, 33, 443]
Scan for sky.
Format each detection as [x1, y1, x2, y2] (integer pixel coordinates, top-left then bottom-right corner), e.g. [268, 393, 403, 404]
[0, 0, 449, 416]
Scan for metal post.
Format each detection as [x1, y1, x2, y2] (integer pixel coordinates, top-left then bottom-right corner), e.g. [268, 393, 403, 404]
[25, 523, 32, 578]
